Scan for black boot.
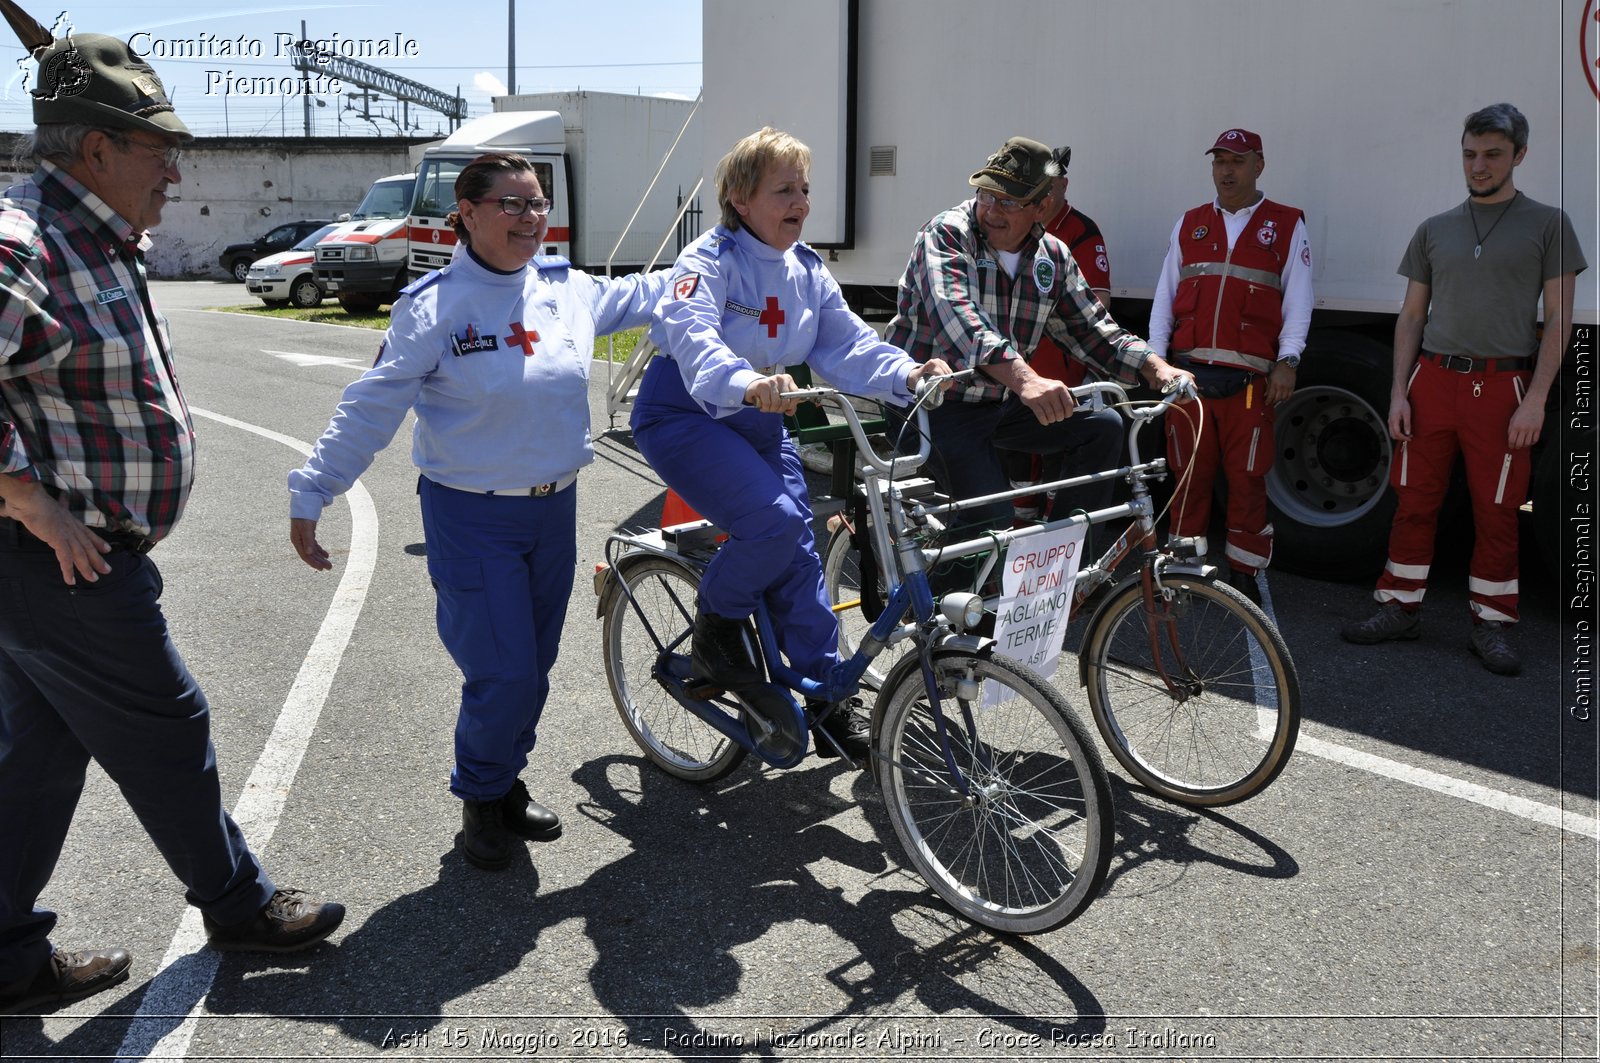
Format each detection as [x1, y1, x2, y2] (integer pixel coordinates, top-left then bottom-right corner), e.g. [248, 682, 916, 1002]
[501, 779, 562, 841]
[460, 798, 514, 871]
[809, 698, 870, 762]
[692, 607, 764, 689]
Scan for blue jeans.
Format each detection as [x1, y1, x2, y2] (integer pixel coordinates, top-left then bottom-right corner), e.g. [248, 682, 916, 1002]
[922, 396, 1125, 531]
[0, 530, 274, 982]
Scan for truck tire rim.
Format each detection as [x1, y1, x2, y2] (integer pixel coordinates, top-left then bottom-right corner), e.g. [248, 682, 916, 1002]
[1266, 385, 1391, 528]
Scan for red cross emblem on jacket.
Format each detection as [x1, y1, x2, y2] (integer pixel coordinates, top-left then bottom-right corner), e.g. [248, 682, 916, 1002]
[505, 321, 540, 355]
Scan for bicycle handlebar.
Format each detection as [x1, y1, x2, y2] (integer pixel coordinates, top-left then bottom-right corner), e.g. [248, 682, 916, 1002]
[778, 372, 1195, 479]
[1068, 377, 1198, 421]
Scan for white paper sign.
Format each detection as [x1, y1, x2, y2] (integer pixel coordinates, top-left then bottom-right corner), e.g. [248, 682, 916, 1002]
[986, 521, 1088, 707]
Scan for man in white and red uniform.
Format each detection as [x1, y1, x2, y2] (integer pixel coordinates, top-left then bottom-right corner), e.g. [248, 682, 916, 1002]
[1148, 128, 1312, 604]
[1340, 102, 1585, 676]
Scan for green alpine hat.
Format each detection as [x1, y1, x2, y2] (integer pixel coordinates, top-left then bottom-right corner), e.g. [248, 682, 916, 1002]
[30, 33, 192, 142]
[968, 136, 1055, 203]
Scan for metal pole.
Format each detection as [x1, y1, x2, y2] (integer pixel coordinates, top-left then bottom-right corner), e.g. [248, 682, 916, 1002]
[507, 1, 515, 97]
[301, 20, 312, 136]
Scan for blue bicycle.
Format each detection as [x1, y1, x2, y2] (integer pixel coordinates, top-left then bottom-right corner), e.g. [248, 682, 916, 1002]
[595, 383, 1115, 934]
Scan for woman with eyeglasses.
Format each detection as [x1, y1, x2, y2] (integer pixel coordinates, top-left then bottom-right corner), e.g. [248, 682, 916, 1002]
[630, 128, 951, 763]
[287, 152, 670, 871]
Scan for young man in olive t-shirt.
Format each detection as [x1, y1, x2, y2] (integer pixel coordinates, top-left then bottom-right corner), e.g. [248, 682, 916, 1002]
[1340, 102, 1587, 676]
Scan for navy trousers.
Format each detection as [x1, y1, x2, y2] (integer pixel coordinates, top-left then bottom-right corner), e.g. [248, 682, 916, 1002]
[417, 477, 577, 802]
[923, 396, 1125, 531]
[631, 359, 839, 682]
[0, 533, 274, 982]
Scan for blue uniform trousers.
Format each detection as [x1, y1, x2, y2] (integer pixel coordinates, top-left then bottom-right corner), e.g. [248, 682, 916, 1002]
[631, 359, 838, 682]
[0, 534, 275, 983]
[418, 478, 577, 802]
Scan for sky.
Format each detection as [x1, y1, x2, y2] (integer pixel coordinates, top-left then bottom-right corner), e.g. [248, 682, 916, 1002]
[0, 0, 703, 137]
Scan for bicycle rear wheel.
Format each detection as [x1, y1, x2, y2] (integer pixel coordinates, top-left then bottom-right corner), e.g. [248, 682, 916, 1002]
[1080, 573, 1299, 806]
[876, 649, 1113, 934]
[602, 556, 746, 783]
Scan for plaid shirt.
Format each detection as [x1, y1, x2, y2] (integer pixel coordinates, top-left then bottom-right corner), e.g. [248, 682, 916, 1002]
[0, 162, 194, 540]
[885, 199, 1153, 402]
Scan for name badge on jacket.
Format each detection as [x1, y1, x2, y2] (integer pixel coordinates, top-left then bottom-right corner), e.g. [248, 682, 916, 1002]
[451, 325, 499, 357]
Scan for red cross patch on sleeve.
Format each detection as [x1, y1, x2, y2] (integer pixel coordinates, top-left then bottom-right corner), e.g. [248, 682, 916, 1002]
[672, 273, 700, 301]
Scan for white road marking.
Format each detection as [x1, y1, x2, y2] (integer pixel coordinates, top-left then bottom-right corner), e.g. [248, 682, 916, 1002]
[1254, 581, 1595, 839]
[1293, 732, 1599, 839]
[114, 408, 378, 1063]
[261, 349, 367, 370]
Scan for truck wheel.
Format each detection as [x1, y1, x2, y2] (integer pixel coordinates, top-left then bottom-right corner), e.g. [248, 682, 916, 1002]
[289, 277, 323, 309]
[230, 259, 252, 283]
[337, 292, 382, 314]
[1266, 330, 1396, 580]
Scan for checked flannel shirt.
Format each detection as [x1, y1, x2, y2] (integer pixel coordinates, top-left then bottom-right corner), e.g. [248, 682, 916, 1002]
[0, 161, 194, 541]
[885, 199, 1155, 402]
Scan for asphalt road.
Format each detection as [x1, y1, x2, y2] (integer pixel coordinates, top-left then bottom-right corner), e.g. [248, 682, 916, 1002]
[1, 281, 1594, 1062]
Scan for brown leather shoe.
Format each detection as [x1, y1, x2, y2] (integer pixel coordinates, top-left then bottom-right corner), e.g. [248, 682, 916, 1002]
[203, 889, 345, 953]
[0, 947, 132, 1015]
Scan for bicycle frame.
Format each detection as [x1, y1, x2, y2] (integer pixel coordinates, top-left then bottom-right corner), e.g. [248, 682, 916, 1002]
[832, 378, 1220, 710]
[600, 383, 1001, 791]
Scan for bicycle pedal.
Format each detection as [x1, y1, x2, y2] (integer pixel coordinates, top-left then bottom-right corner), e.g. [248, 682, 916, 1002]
[683, 678, 724, 700]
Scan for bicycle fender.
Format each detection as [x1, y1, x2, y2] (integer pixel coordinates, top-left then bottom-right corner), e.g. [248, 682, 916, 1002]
[867, 636, 994, 782]
[1074, 563, 1218, 688]
[593, 550, 703, 620]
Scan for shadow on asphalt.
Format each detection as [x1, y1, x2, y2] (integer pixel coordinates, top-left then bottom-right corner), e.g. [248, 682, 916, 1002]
[157, 754, 1110, 1055]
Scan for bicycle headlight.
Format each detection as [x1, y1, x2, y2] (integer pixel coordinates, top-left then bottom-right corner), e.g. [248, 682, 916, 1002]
[939, 592, 986, 632]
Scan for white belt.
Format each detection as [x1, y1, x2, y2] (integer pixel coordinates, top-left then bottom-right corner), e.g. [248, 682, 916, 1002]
[438, 472, 577, 497]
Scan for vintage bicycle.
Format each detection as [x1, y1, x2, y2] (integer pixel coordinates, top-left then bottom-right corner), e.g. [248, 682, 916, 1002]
[823, 379, 1301, 807]
[594, 380, 1115, 934]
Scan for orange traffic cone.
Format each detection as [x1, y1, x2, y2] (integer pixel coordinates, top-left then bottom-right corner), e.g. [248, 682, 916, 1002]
[660, 488, 703, 529]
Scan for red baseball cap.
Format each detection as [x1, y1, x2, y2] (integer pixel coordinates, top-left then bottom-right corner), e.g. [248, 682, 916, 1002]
[1206, 128, 1262, 155]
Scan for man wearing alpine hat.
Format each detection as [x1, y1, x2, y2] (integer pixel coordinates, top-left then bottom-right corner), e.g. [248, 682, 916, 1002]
[1147, 127, 1314, 606]
[886, 135, 1191, 542]
[0, 4, 344, 1016]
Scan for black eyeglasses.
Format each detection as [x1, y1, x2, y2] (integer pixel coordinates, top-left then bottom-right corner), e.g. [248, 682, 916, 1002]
[113, 135, 182, 168]
[473, 195, 552, 217]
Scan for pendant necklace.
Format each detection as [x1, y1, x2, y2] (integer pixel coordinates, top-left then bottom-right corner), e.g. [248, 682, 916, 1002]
[1467, 191, 1519, 260]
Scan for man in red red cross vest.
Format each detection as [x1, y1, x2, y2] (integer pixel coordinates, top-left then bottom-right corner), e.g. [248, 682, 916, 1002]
[1147, 127, 1313, 605]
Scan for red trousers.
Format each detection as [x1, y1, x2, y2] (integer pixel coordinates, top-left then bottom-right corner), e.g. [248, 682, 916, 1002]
[1165, 378, 1275, 574]
[1375, 357, 1531, 622]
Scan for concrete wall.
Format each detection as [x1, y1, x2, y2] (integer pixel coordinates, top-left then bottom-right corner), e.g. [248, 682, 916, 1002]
[0, 135, 437, 278]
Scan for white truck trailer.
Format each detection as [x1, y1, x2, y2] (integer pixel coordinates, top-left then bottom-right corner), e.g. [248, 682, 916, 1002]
[702, 0, 1599, 577]
[406, 91, 701, 281]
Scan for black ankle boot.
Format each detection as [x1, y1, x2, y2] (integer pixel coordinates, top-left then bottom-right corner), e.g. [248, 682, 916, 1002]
[461, 799, 514, 870]
[692, 608, 764, 689]
[809, 698, 870, 762]
[501, 780, 561, 841]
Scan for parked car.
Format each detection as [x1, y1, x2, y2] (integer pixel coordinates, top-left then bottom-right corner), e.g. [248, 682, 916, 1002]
[245, 224, 341, 308]
[219, 219, 332, 282]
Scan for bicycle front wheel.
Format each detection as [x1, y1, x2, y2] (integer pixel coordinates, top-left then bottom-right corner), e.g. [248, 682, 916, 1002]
[1081, 573, 1299, 806]
[602, 556, 746, 783]
[876, 650, 1114, 934]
